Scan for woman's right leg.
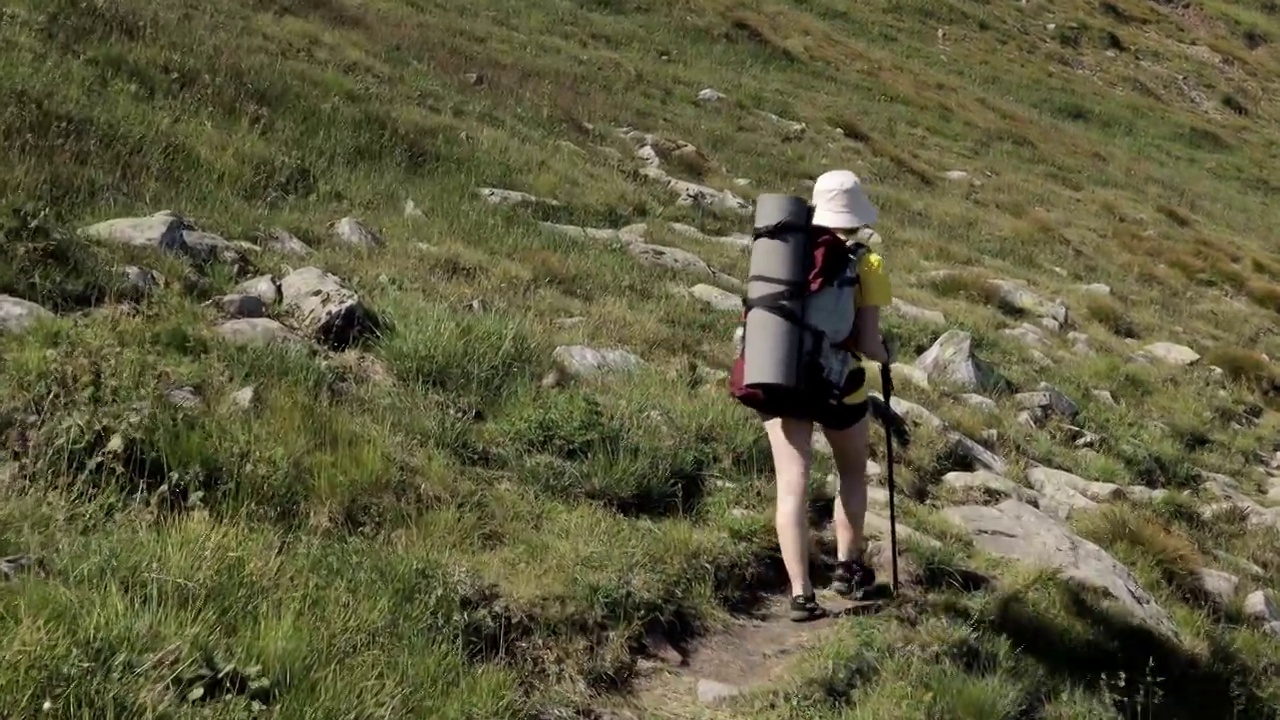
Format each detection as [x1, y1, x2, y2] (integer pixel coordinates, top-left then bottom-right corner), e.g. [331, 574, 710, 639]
[763, 416, 815, 599]
[822, 411, 876, 595]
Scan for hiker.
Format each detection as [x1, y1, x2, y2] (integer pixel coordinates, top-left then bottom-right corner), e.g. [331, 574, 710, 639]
[730, 170, 894, 622]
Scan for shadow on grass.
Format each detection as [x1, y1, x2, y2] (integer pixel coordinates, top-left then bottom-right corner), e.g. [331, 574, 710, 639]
[977, 584, 1276, 720]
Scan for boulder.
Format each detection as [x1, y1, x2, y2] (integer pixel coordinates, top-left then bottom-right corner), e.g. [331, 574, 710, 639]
[329, 217, 383, 248]
[627, 243, 743, 291]
[914, 330, 1006, 392]
[1014, 384, 1080, 426]
[261, 228, 313, 256]
[0, 295, 53, 335]
[234, 275, 280, 305]
[949, 432, 1008, 475]
[987, 279, 1070, 327]
[891, 363, 930, 390]
[552, 345, 643, 379]
[1141, 342, 1200, 366]
[1027, 466, 1125, 503]
[1244, 589, 1280, 625]
[689, 283, 742, 312]
[1192, 568, 1239, 609]
[214, 318, 307, 348]
[207, 294, 267, 319]
[80, 211, 249, 264]
[121, 266, 164, 294]
[476, 187, 561, 206]
[943, 500, 1176, 637]
[279, 267, 380, 349]
[942, 471, 1038, 504]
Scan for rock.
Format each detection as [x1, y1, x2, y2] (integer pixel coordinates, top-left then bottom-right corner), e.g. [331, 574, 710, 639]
[235, 275, 280, 306]
[206, 294, 267, 319]
[696, 678, 742, 704]
[890, 396, 946, 430]
[121, 266, 163, 294]
[1002, 323, 1048, 349]
[1244, 589, 1280, 625]
[958, 394, 997, 412]
[891, 363, 930, 390]
[987, 279, 1070, 327]
[214, 318, 307, 348]
[1027, 466, 1125, 503]
[1091, 389, 1117, 405]
[81, 211, 187, 254]
[943, 500, 1176, 637]
[552, 345, 643, 379]
[404, 199, 425, 218]
[756, 111, 807, 139]
[1192, 568, 1239, 608]
[696, 88, 726, 103]
[627, 243, 742, 290]
[165, 386, 201, 408]
[889, 298, 946, 325]
[689, 283, 742, 312]
[944, 170, 970, 181]
[0, 295, 53, 335]
[1025, 474, 1098, 521]
[942, 471, 1037, 504]
[476, 187, 561, 206]
[949, 432, 1008, 475]
[0, 555, 39, 582]
[553, 316, 587, 329]
[329, 217, 383, 248]
[1213, 551, 1266, 578]
[229, 386, 256, 410]
[262, 228, 313, 256]
[1014, 384, 1080, 426]
[280, 267, 381, 349]
[865, 511, 939, 548]
[1141, 342, 1200, 366]
[914, 330, 1005, 392]
[540, 222, 624, 244]
[1077, 283, 1112, 296]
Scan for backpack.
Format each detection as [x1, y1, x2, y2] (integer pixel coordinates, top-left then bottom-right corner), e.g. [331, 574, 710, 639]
[728, 212, 869, 420]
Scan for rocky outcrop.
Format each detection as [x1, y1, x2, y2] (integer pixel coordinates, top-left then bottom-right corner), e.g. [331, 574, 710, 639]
[914, 330, 1006, 393]
[80, 211, 255, 264]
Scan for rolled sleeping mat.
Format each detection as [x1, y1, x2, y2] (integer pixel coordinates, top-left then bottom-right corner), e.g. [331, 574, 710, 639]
[742, 193, 812, 390]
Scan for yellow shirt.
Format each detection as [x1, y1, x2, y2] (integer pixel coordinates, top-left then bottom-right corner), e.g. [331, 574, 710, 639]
[842, 250, 891, 404]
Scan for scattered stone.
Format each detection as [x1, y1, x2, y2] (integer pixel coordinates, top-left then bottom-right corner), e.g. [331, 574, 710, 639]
[0, 555, 39, 582]
[756, 111, 807, 139]
[234, 275, 280, 306]
[958, 394, 997, 412]
[229, 386, 256, 410]
[165, 386, 201, 408]
[1091, 389, 1117, 405]
[944, 170, 970, 181]
[540, 222, 623, 244]
[121, 266, 164, 294]
[1213, 551, 1266, 578]
[329, 217, 383, 248]
[476, 187, 562, 206]
[627, 243, 742, 291]
[214, 318, 307, 348]
[1068, 331, 1094, 356]
[552, 345, 643, 379]
[689, 283, 743, 312]
[696, 678, 742, 705]
[553, 317, 587, 329]
[987, 279, 1070, 327]
[890, 396, 946, 430]
[914, 330, 1006, 392]
[1027, 466, 1125, 503]
[949, 432, 1008, 475]
[943, 500, 1176, 637]
[206, 294, 267, 319]
[81, 210, 250, 264]
[404, 199, 425, 218]
[261, 228, 313, 256]
[885, 297, 947, 322]
[0, 295, 53, 335]
[942, 471, 1037, 504]
[696, 88, 726, 103]
[1014, 384, 1080, 426]
[1192, 568, 1240, 609]
[1002, 323, 1048, 348]
[1076, 283, 1112, 296]
[280, 267, 381, 349]
[1244, 589, 1280, 625]
[1141, 342, 1200, 366]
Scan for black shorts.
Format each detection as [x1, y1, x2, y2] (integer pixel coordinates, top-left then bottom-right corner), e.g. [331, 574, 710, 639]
[759, 400, 868, 431]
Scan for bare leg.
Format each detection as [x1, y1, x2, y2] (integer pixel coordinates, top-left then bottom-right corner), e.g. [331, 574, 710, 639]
[823, 415, 870, 563]
[764, 416, 814, 597]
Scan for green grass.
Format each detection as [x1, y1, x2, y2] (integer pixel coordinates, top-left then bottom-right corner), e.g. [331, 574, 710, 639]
[4, 0, 1280, 716]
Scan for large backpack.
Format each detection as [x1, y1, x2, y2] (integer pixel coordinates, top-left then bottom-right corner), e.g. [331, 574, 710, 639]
[728, 195, 868, 419]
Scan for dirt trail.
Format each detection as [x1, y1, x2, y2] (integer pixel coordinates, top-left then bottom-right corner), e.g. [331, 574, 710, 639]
[599, 590, 889, 719]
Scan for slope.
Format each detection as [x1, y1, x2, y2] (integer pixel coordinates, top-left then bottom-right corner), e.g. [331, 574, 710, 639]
[2, 0, 1280, 717]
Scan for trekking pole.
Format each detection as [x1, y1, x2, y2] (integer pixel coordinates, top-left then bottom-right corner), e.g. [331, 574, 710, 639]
[879, 359, 900, 596]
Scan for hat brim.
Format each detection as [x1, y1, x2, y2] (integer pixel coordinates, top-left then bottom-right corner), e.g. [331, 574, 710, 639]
[811, 195, 878, 229]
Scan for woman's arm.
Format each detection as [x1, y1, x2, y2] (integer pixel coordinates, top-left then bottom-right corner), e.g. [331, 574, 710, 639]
[853, 306, 889, 364]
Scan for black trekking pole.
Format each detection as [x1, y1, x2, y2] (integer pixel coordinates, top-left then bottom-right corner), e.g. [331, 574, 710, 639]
[879, 358, 900, 597]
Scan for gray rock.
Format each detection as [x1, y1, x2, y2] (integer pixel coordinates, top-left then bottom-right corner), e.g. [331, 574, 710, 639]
[404, 199, 424, 218]
[1141, 342, 1200, 366]
[942, 471, 1037, 504]
[1213, 551, 1266, 578]
[891, 363, 930, 390]
[987, 279, 1070, 326]
[1025, 472, 1098, 521]
[81, 211, 248, 264]
[1091, 389, 1117, 405]
[689, 283, 742, 312]
[121, 265, 163, 294]
[949, 432, 1008, 475]
[329, 217, 383, 248]
[914, 330, 1005, 392]
[0, 555, 39, 582]
[207, 294, 267, 319]
[890, 396, 945, 430]
[943, 500, 1176, 637]
[627, 243, 742, 291]
[1244, 589, 1280, 625]
[1077, 283, 1112, 296]
[889, 298, 946, 325]
[280, 267, 380, 348]
[696, 87, 726, 103]
[552, 345, 643, 379]
[539, 222, 624, 244]
[1027, 466, 1125, 502]
[214, 318, 307, 348]
[958, 393, 997, 412]
[262, 228, 313, 256]
[1014, 384, 1080, 426]
[0, 295, 53, 335]
[229, 386, 256, 410]
[476, 187, 562, 206]
[235, 275, 280, 306]
[1193, 568, 1239, 608]
[165, 386, 201, 408]
[1002, 323, 1048, 348]
[944, 170, 970, 181]
[756, 110, 807, 139]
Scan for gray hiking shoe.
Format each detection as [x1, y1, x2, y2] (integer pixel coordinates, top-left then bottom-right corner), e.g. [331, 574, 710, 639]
[830, 560, 876, 598]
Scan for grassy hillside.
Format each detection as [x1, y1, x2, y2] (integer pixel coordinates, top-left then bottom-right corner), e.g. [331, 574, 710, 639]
[4, 0, 1280, 717]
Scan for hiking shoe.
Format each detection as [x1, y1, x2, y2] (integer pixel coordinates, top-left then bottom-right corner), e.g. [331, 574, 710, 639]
[788, 593, 828, 623]
[830, 560, 876, 598]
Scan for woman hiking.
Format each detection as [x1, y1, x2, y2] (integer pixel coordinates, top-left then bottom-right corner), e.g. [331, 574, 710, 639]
[763, 169, 894, 622]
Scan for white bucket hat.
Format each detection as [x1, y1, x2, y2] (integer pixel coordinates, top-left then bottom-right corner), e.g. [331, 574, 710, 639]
[810, 170, 878, 229]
